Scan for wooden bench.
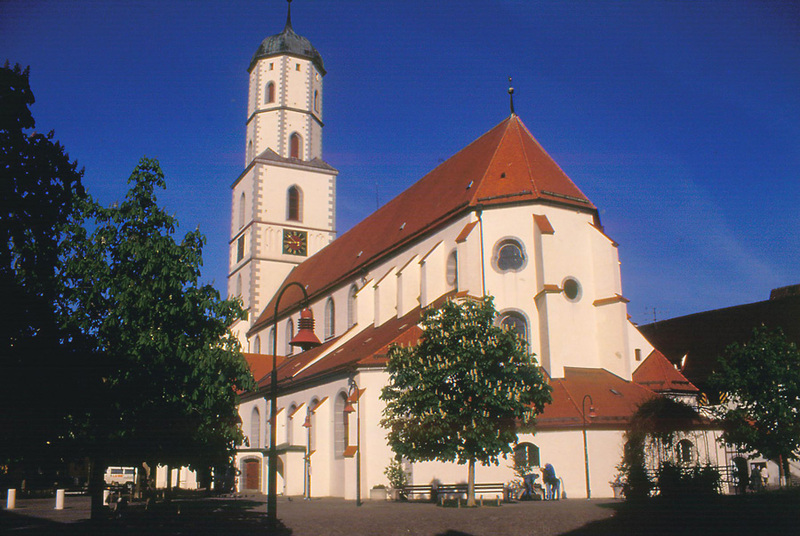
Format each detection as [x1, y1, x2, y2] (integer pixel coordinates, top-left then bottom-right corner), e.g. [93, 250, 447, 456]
[403, 483, 506, 504]
[400, 484, 433, 499]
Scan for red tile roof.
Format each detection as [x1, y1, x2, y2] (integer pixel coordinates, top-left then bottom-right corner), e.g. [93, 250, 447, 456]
[535, 367, 658, 430]
[632, 349, 699, 394]
[250, 115, 596, 333]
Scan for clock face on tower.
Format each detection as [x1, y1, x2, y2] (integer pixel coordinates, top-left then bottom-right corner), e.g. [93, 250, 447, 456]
[282, 229, 308, 256]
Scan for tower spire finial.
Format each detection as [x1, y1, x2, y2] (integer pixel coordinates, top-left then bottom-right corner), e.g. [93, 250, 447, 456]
[285, 0, 293, 31]
[508, 77, 515, 116]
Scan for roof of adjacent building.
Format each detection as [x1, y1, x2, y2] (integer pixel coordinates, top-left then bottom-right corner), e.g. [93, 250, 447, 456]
[250, 115, 596, 334]
[639, 291, 800, 387]
[250, 3, 325, 74]
[632, 349, 699, 394]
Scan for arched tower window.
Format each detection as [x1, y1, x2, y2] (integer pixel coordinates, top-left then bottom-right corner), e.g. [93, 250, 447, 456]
[250, 407, 261, 449]
[500, 311, 528, 343]
[247, 140, 253, 163]
[289, 133, 302, 159]
[446, 250, 458, 289]
[314, 90, 319, 112]
[285, 319, 294, 356]
[266, 82, 275, 104]
[253, 335, 261, 354]
[287, 186, 302, 222]
[236, 274, 243, 300]
[347, 285, 357, 328]
[325, 298, 335, 340]
[239, 192, 246, 229]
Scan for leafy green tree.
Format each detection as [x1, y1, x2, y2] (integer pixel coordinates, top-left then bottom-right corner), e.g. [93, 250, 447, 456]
[709, 325, 800, 486]
[61, 158, 253, 516]
[1, 62, 85, 474]
[380, 296, 551, 506]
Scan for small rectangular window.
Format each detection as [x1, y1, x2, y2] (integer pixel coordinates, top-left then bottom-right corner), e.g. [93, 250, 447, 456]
[295, 63, 300, 71]
[269, 63, 274, 70]
[237, 236, 245, 261]
[635, 348, 642, 361]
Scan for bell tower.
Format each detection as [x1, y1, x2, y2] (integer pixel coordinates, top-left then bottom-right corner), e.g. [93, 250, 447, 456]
[229, 0, 337, 348]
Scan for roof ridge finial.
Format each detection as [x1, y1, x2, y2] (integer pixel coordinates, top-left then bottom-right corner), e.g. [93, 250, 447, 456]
[508, 77, 515, 116]
[285, 0, 293, 31]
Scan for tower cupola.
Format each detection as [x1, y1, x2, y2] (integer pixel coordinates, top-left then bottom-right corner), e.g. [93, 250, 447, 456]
[249, 0, 325, 74]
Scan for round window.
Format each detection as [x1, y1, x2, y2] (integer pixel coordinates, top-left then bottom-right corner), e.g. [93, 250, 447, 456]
[563, 278, 581, 301]
[496, 240, 525, 271]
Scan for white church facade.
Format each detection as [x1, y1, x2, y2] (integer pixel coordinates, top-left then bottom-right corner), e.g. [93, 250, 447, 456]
[230, 3, 731, 500]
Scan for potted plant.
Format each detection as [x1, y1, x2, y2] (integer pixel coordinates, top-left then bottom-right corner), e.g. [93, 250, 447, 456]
[370, 484, 388, 501]
[609, 473, 625, 499]
[384, 457, 409, 500]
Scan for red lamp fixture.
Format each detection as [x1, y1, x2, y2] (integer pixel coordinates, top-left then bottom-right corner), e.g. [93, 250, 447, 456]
[290, 308, 322, 351]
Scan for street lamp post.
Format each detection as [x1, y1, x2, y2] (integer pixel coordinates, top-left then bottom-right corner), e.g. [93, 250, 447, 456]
[268, 282, 321, 525]
[582, 394, 597, 500]
[344, 378, 362, 506]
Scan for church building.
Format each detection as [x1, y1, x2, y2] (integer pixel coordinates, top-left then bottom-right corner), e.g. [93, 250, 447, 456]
[230, 3, 730, 500]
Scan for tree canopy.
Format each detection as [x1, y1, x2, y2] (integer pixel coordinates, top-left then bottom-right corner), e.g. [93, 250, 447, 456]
[61, 157, 254, 471]
[709, 325, 800, 481]
[380, 296, 551, 505]
[1, 62, 86, 471]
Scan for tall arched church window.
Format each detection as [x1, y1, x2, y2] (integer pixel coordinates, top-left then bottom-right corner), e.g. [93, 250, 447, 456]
[676, 439, 694, 465]
[287, 403, 297, 445]
[285, 319, 294, 356]
[253, 335, 261, 354]
[325, 298, 335, 339]
[289, 133, 302, 159]
[500, 311, 528, 343]
[514, 442, 540, 468]
[236, 274, 243, 300]
[267, 327, 275, 355]
[314, 90, 319, 112]
[494, 239, 525, 272]
[287, 186, 302, 222]
[266, 82, 275, 104]
[347, 285, 357, 328]
[446, 250, 458, 289]
[239, 192, 246, 229]
[334, 392, 348, 458]
[250, 407, 261, 449]
[308, 398, 319, 452]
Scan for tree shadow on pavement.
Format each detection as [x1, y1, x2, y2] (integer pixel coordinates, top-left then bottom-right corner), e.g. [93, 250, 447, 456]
[560, 491, 800, 536]
[1, 498, 293, 536]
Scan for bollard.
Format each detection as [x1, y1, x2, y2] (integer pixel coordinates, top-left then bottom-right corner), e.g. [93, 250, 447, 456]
[6, 489, 16, 510]
[54, 489, 65, 510]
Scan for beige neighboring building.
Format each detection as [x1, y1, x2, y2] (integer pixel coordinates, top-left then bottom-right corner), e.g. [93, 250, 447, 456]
[231, 3, 730, 500]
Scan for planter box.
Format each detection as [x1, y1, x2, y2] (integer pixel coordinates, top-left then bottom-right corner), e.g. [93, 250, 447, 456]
[370, 487, 388, 501]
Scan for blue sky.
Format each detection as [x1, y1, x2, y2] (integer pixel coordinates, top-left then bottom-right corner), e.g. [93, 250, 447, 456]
[3, 0, 798, 324]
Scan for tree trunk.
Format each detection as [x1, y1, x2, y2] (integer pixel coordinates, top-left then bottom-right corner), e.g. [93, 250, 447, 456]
[467, 459, 476, 507]
[88, 457, 106, 521]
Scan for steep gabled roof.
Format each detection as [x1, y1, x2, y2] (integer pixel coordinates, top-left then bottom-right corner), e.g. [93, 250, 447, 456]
[633, 349, 699, 394]
[251, 115, 595, 333]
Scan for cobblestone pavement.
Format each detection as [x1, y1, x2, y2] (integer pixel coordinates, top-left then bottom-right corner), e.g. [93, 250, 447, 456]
[4, 491, 799, 536]
[1, 495, 619, 535]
